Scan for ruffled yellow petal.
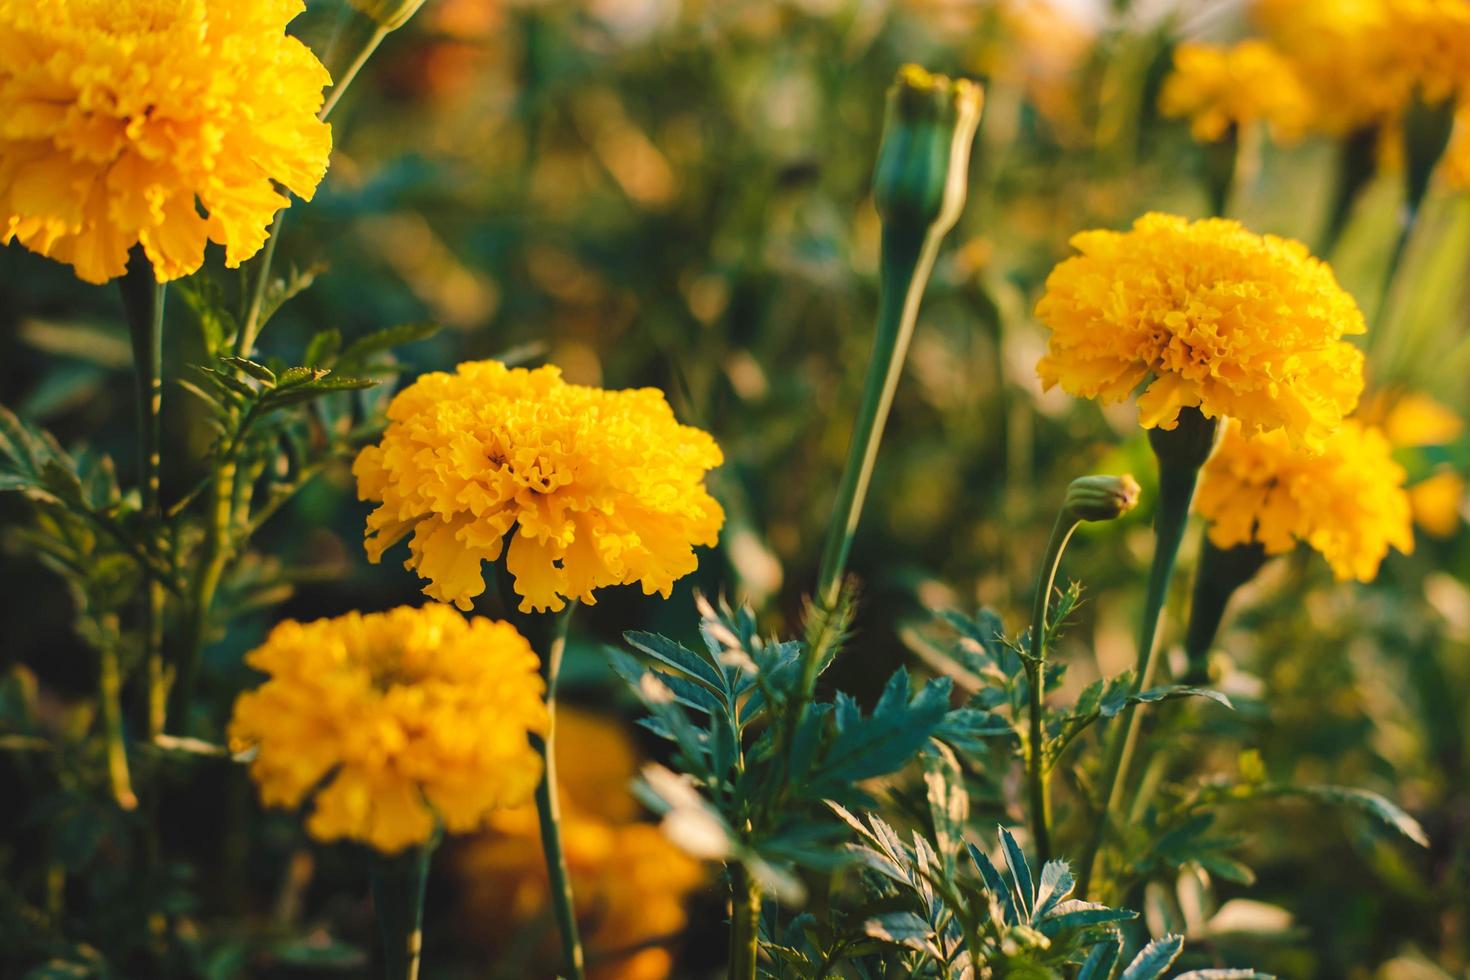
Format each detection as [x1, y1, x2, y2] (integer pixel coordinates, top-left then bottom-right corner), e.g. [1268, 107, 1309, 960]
[0, 0, 332, 283]
[355, 361, 725, 613]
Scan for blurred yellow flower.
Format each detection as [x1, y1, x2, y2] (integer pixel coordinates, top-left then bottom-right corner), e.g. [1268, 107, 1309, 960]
[228, 605, 546, 854]
[1367, 390, 1465, 447]
[1253, 0, 1408, 134]
[1159, 41, 1313, 143]
[354, 361, 725, 613]
[1035, 213, 1366, 448]
[1195, 420, 1413, 581]
[456, 710, 705, 980]
[1409, 470, 1465, 538]
[0, 0, 331, 284]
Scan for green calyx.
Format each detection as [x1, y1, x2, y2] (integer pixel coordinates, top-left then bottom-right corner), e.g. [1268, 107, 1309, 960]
[872, 65, 984, 236]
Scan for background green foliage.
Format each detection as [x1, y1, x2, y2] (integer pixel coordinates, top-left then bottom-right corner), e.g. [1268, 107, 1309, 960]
[2, 1, 1469, 977]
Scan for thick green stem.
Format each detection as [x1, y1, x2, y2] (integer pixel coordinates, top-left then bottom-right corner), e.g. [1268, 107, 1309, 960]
[520, 600, 584, 980]
[1182, 538, 1268, 682]
[370, 840, 433, 980]
[120, 251, 168, 738]
[804, 224, 940, 699]
[97, 638, 137, 811]
[728, 862, 761, 980]
[1025, 513, 1079, 865]
[1079, 412, 1216, 898]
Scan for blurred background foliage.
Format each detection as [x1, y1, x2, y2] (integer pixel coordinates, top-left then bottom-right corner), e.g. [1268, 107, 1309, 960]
[2, 0, 1468, 977]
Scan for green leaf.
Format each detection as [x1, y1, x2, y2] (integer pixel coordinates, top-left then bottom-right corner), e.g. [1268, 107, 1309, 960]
[1000, 826, 1035, 921]
[304, 327, 343, 367]
[1174, 972, 1277, 979]
[336, 321, 440, 370]
[1119, 934, 1184, 980]
[1283, 785, 1429, 847]
[1041, 900, 1137, 935]
[1077, 934, 1123, 980]
[624, 631, 729, 701]
[1103, 685, 1233, 718]
[221, 356, 276, 385]
[863, 912, 938, 956]
[1033, 860, 1075, 920]
[816, 670, 951, 787]
[967, 842, 1017, 925]
[935, 707, 1014, 750]
[922, 742, 968, 873]
[174, 277, 238, 355]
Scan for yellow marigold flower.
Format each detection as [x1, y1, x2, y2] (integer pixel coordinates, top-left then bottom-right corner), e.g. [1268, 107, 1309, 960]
[1362, 390, 1465, 447]
[228, 605, 547, 854]
[0, 0, 332, 284]
[1195, 420, 1414, 581]
[456, 710, 705, 980]
[1159, 41, 1314, 143]
[354, 361, 725, 613]
[1253, 0, 1409, 133]
[1035, 212, 1366, 448]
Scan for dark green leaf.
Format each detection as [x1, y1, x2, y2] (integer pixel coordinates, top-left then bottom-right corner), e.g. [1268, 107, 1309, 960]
[1119, 934, 1184, 980]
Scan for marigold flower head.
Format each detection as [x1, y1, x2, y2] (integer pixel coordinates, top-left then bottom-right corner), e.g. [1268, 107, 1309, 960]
[1195, 420, 1413, 581]
[354, 361, 725, 613]
[1035, 212, 1366, 449]
[0, 0, 332, 284]
[228, 605, 547, 854]
[1159, 41, 1314, 143]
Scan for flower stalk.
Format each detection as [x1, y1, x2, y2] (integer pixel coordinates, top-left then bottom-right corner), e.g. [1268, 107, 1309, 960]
[1182, 538, 1268, 682]
[807, 65, 982, 693]
[506, 586, 585, 980]
[120, 249, 168, 738]
[1026, 475, 1140, 862]
[97, 633, 138, 811]
[728, 861, 761, 980]
[1079, 409, 1217, 898]
[370, 839, 434, 980]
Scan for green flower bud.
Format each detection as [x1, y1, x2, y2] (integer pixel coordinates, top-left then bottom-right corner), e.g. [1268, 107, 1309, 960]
[1063, 474, 1142, 523]
[350, 0, 429, 31]
[872, 65, 984, 236]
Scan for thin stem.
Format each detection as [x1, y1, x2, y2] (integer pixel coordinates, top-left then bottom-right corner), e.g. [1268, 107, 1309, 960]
[97, 638, 138, 811]
[525, 602, 585, 980]
[728, 861, 761, 980]
[1078, 455, 1203, 898]
[370, 840, 433, 980]
[1182, 538, 1268, 682]
[1025, 513, 1079, 864]
[171, 456, 234, 732]
[120, 253, 169, 738]
[235, 23, 391, 359]
[805, 223, 941, 700]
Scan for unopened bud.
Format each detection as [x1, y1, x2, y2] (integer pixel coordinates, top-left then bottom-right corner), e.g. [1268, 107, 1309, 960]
[1064, 474, 1142, 523]
[872, 65, 984, 236]
[351, 0, 428, 31]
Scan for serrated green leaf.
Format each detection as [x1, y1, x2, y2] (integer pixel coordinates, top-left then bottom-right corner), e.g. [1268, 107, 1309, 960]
[336, 321, 440, 370]
[303, 327, 343, 367]
[815, 671, 951, 788]
[1119, 934, 1184, 980]
[1077, 934, 1123, 980]
[1000, 826, 1035, 921]
[222, 356, 276, 385]
[624, 631, 728, 700]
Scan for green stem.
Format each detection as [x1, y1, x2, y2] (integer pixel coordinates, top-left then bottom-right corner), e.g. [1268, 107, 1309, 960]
[728, 861, 761, 980]
[1025, 513, 1079, 864]
[235, 23, 391, 359]
[120, 251, 168, 739]
[805, 222, 942, 693]
[1182, 538, 1268, 682]
[98, 637, 138, 811]
[370, 840, 433, 980]
[1078, 414, 1214, 898]
[171, 457, 234, 732]
[520, 600, 584, 980]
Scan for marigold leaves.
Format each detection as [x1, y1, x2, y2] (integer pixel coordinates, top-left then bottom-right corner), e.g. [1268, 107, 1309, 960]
[335, 321, 440, 373]
[1275, 784, 1429, 847]
[863, 911, 940, 956]
[813, 669, 951, 790]
[624, 630, 729, 700]
[922, 742, 968, 875]
[1119, 933, 1185, 980]
[935, 707, 1017, 752]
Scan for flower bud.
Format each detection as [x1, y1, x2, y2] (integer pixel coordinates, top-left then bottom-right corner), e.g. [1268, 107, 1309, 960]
[1063, 474, 1142, 523]
[350, 0, 429, 31]
[872, 65, 984, 236]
